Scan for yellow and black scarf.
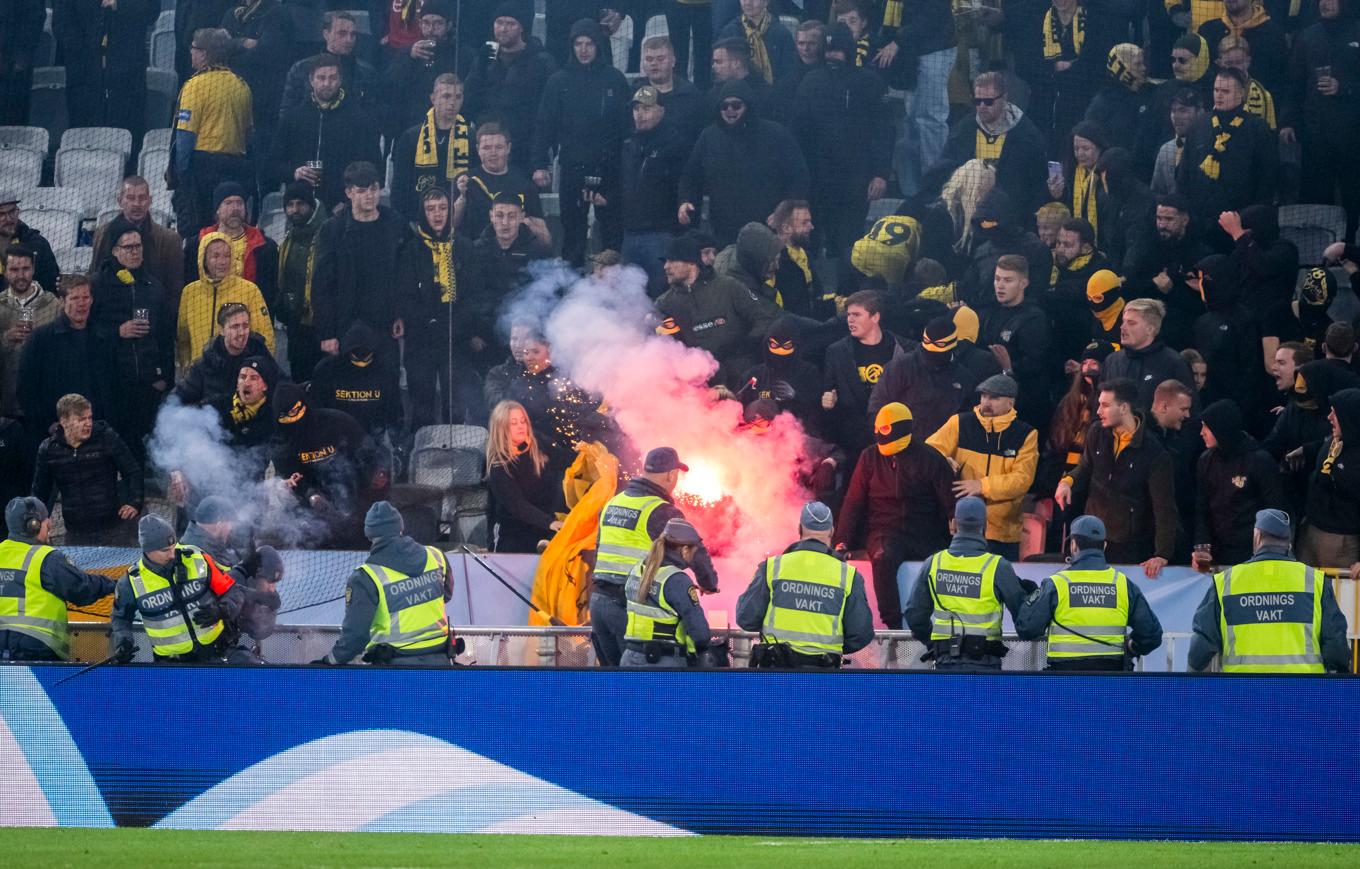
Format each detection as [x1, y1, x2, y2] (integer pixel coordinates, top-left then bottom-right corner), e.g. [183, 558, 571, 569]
[230, 393, 266, 425]
[1072, 164, 1098, 237]
[312, 88, 344, 111]
[854, 36, 870, 67]
[419, 227, 456, 304]
[1198, 112, 1244, 181]
[414, 109, 470, 180]
[742, 14, 774, 84]
[1043, 4, 1086, 61]
[1244, 79, 1276, 130]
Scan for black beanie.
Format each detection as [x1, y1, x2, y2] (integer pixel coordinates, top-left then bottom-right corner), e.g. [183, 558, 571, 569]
[493, 0, 533, 34]
[284, 180, 315, 207]
[274, 381, 309, 425]
[1201, 399, 1245, 453]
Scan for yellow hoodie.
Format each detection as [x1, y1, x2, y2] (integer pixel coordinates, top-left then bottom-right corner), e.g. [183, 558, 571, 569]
[926, 406, 1039, 543]
[177, 230, 275, 372]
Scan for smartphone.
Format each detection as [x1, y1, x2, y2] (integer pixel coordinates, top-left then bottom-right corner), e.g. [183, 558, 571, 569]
[1047, 161, 1063, 186]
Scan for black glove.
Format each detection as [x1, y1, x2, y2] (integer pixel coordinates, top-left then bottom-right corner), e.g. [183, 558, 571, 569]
[309, 656, 333, 665]
[192, 602, 221, 627]
[111, 639, 136, 664]
[700, 637, 731, 668]
[1018, 578, 1039, 595]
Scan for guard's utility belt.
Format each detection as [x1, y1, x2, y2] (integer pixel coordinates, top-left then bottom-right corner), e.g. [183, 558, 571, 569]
[931, 636, 1009, 661]
[624, 639, 685, 663]
[750, 642, 842, 669]
[593, 580, 627, 601]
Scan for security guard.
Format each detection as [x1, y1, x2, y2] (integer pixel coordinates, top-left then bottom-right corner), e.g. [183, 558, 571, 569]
[904, 497, 1028, 670]
[110, 515, 248, 664]
[590, 446, 719, 666]
[0, 497, 117, 662]
[317, 501, 454, 666]
[737, 501, 875, 668]
[619, 519, 713, 668]
[1188, 509, 1350, 673]
[1016, 515, 1163, 670]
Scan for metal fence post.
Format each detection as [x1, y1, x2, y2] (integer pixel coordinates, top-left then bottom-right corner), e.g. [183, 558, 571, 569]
[537, 633, 558, 667]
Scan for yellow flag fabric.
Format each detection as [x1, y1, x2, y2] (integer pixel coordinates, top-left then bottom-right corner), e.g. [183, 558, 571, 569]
[529, 442, 619, 627]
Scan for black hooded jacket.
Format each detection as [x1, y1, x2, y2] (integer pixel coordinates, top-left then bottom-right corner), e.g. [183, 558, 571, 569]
[464, 35, 557, 175]
[90, 254, 173, 389]
[1195, 400, 1286, 563]
[959, 188, 1052, 306]
[394, 208, 482, 351]
[1102, 338, 1200, 412]
[1282, 9, 1360, 148]
[1305, 387, 1360, 534]
[1264, 359, 1360, 463]
[272, 386, 375, 511]
[739, 318, 824, 435]
[309, 323, 404, 438]
[173, 332, 273, 408]
[32, 421, 143, 532]
[835, 440, 955, 559]
[1095, 148, 1156, 273]
[678, 80, 810, 245]
[792, 54, 892, 188]
[532, 19, 631, 171]
[1193, 253, 1266, 422]
[1229, 206, 1300, 321]
[867, 348, 981, 442]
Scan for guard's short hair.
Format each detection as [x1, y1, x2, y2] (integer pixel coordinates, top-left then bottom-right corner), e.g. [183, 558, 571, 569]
[343, 160, 381, 189]
[845, 289, 882, 316]
[973, 71, 1007, 97]
[995, 254, 1029, 275]
[1060, 218, 1096, 248]
[1125, 297, 1167, 331]
[1100, 377, 1139, 408]
[56, 393, 91, 420]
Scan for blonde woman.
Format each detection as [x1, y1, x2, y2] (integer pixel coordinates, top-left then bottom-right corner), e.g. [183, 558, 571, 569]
[939, 158, 996, 253]
[619, 518, 712, 668]
[485, 400, 563, 553]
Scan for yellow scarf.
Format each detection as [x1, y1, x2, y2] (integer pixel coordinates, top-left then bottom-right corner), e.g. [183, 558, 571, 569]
[312, 87, 344, 111]
[1322, 436, 1343, 476]
[1198, 112, 1244, 181]
[419, 227, 456, 303]
[414, 109, 469, 180]
[854, 36, 870, 67]
[742, 14, 774, 84]
[230, 393, 265, 425]
[1057, 251, 1092, 286]
[1043, 5, 1086, 61]
[1073, 165, 1098, 237]
[1244, 79, 1276, 130]
[1221, 3, 1271, 36]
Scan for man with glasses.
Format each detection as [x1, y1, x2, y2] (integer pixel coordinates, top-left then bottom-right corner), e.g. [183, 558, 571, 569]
[0, 192, 58, 297]
[941, 72, 1048, 216]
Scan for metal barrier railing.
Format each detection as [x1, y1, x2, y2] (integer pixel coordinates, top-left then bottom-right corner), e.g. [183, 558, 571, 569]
[65, 623, 1200, 670]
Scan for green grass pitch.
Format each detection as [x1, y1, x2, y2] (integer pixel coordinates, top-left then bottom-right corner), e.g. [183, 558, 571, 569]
[2, 829, 1358, 868]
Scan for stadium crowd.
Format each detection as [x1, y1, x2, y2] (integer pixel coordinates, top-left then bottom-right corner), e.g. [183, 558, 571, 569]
[0, 0, 1359, 667]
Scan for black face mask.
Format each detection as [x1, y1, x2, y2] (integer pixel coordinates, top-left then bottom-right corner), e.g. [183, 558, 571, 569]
[922, 349, 953, 370]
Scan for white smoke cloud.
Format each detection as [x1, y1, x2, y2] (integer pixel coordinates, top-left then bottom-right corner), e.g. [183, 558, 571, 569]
[147, 400, 330, 548]
[499, 262, 813, 568]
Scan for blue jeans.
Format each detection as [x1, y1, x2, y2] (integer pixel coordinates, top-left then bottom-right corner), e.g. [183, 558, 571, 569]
[896, 46, 958, 196]
[621, 230, 670, 297]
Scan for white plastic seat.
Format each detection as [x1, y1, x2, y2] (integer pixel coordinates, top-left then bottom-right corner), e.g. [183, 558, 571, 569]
[0, 149, 43, 189]
[151, 29, 177, 72]
[55, 149, 125, 215]
[21, 208, 79, 252]
[0, 125, 49, 154]
[61, 127, 132, 161]
[138, 147, 170, 184]
[53, 247, 93, 276]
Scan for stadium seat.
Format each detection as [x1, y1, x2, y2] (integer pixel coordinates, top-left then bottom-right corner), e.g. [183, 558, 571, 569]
[151, 28, 177, 72]
[143, 128, 173, 152]
[0, 149, 43, 189]
[54, 246, 93, 277]
[155, 9, 174, 32]
[29, 67, 68, 154]
[19, 189, 84, 252]
[138, 147, 170, 185]
[780, 15, 800, 32]
[1279, 204, 1346, 266]
[410, 425, 490, 546]
[55, 150, 125, 215]
[145, 69, 179, 132]
[0, 125, 49, 154]
[61, 127, 133, 160]
[262, 210, 288, 244]
[342, 9, 372, 34]
[864, 197, 904, 231]
[644, 15, 668, 39]
[611, 16, 634, 72]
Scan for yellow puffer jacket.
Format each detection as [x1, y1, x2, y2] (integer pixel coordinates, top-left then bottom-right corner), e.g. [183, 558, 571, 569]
[926, 406, 1039, 543]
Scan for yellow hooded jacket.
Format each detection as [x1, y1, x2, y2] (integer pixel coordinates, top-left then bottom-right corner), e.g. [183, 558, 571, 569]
[926, 406, 1039, 543]
[177, 230, 275, 372]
